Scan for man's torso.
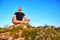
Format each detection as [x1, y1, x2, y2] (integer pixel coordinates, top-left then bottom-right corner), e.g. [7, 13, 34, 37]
[15, 12, 25, 21]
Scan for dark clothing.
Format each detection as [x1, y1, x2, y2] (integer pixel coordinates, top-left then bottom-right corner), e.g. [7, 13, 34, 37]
[14, 12, 25, 21]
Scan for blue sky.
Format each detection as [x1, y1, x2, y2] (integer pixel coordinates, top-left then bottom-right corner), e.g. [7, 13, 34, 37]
[0, 0, 60, 27]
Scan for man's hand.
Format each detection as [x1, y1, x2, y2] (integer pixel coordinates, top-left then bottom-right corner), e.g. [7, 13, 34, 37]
[23, 16, 30, 21]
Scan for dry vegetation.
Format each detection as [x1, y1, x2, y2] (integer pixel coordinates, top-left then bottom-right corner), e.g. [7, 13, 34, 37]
[0, 24, 60, 40]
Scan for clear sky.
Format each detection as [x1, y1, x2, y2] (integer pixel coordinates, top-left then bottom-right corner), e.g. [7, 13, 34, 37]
[0, 0, 60, 27]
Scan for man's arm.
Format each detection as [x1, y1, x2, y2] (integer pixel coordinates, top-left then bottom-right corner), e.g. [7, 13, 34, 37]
[12, 15, 16, 21]
[12, 15, 23, 24]
[23, 16, 30, 21]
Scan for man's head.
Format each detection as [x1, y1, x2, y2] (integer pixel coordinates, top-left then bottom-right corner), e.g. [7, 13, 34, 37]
[18, 7, 22, 12]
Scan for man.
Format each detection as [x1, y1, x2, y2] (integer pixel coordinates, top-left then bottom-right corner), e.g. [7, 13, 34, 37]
[12, 7, 30, 24]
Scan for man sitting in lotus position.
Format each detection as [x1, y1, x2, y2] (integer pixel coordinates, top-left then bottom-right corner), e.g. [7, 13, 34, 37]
[12, 7, 30, 24]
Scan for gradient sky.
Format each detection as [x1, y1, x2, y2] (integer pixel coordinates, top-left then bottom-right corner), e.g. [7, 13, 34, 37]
[0, 0, 60, 27]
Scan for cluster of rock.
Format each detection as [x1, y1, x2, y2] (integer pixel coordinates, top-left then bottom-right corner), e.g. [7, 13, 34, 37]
[0, 24, 60, 40]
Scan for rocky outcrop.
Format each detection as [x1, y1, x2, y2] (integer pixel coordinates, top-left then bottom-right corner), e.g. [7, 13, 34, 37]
[0, 24, 60, 40]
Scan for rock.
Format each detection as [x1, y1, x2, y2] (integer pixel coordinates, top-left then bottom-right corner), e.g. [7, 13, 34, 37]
[0, 24, 60, 40]
[16, 37, 25, 40]
[8, 37, 14, 40]
[34, 35, 39, 40]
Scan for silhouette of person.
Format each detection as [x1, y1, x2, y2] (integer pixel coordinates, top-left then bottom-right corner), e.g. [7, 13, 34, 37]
[12, 7, 30, 24]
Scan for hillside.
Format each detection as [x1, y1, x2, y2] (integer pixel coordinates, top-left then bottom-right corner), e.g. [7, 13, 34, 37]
[0, 24, 60, 40]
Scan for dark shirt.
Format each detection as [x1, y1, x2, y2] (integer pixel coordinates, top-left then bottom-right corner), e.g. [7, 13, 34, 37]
[14, 12, 25, 21]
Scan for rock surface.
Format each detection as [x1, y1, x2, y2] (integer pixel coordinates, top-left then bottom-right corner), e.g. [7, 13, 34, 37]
[0, 24, 60, 40]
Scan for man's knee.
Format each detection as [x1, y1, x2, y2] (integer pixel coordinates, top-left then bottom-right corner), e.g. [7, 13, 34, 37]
[12, 20, 19, 24]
